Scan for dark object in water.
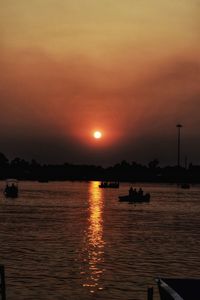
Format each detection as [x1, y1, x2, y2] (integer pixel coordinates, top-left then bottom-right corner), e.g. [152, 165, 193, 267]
[99, 182, 119, 188]
[4, 179, 18, 198]
[119, 193, 150, 203]
[156, 277, 200, 300]
[181, 183, 190, 189]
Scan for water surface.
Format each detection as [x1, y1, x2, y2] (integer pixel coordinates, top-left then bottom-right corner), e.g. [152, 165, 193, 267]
[0, 181, 200, 299]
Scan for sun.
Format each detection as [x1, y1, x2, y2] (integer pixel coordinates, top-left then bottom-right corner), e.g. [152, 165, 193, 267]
[93, 131, 102, 139]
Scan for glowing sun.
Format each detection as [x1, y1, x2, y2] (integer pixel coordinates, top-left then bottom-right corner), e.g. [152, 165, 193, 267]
[93, 131, 102, 139]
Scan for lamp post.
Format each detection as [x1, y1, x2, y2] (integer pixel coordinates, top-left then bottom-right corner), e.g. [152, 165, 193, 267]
[176, 124, 182, 167]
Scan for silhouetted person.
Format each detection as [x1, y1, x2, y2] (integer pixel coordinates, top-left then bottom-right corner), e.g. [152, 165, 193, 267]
[138, 188, 143, 196]
[133, 188, 137, 196]
[129, 186, 134, 196]
[5, 185, 9, 194]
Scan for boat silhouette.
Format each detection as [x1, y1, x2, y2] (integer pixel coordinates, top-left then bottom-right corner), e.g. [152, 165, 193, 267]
[119, 193, 150, 203]
[4, 179, 19, 198]
[156, 277, 200, 300]
[99, 181, 119, 188]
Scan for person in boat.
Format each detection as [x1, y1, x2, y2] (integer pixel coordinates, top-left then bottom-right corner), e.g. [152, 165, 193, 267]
[4, 183, 17, 195]
[130, 186, 137, 196]
[133, 188, 137, 196]
[4, 184, 9, 194]
[138, 188, 143, 197]
[129, 186, 134, 196]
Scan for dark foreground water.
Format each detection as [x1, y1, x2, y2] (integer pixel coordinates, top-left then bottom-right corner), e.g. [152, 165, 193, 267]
[0, 181, 200, 300]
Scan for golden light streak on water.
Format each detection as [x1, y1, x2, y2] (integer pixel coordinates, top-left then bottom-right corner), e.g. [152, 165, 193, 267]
[83, 181, 105, 293]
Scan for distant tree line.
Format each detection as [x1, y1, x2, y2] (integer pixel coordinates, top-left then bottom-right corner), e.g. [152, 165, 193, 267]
[0, 152, 200, 183]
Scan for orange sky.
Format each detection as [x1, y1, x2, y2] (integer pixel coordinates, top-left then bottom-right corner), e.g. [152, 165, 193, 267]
[1, 1, 200, 164]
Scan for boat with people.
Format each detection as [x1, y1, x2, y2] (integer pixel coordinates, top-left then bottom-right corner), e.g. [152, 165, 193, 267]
[155, 277, 200, 300]
[99, 181, 119, 188]
[119, 193, 150, 203]
[119, 187, 150, 203]
[4, 179, 19, 198]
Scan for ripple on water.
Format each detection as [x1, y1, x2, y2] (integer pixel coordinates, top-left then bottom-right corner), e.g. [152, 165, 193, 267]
[0, 181, 200, 299]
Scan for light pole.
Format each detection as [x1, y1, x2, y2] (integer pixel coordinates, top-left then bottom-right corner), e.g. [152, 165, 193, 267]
[176, 124, 182, 167]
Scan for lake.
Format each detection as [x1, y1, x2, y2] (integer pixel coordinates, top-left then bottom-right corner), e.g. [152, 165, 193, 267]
[0, 181, 200, 300]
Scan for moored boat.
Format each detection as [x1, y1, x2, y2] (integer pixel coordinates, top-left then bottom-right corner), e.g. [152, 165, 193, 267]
[156, 277, 200, 300]
[4, 179, 19, 198]
[99, 181, 119, 188]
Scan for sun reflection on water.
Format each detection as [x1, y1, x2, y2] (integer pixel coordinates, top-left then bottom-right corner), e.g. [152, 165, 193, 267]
[82, 181, 105, 293]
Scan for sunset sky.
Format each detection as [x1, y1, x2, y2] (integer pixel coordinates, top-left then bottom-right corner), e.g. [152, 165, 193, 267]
[1, 0, 200, 165]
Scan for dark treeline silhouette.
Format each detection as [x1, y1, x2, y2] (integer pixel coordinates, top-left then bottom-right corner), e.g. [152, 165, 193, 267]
[0, 152, 200, 183]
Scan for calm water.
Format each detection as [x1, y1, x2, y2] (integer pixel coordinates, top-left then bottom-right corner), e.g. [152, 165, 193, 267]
[0, 181, 200, 300]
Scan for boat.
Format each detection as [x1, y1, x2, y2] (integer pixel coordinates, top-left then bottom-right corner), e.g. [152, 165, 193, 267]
[99, 181, 119, 188]
[4, 179, 19, 198]
[119, 193, 150, 203]
[156, 277, 200, 300]
[181, 183, 190, 189]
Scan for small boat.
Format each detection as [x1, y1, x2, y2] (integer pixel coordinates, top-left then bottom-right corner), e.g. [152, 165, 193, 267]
[181, 183, 190, 189]
[99, 182, 119, 188]
[156, 277, 200, 300]
[4, 179, 19, 198]
[119, 193, 150, 203]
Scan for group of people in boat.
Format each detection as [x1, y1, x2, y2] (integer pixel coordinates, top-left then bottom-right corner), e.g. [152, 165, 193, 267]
[4, 181, 18, 197]
[129, 186, 144, 197]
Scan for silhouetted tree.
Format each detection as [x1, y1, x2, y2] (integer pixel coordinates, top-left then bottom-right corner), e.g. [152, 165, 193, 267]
[0, 152, 9, 168]
[10, 157, 29, 169]
[30, 159, 40, 168]
[120, 160, 131, 169]
[0, 151, 199, 182]
[148, 159, 159, 169]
